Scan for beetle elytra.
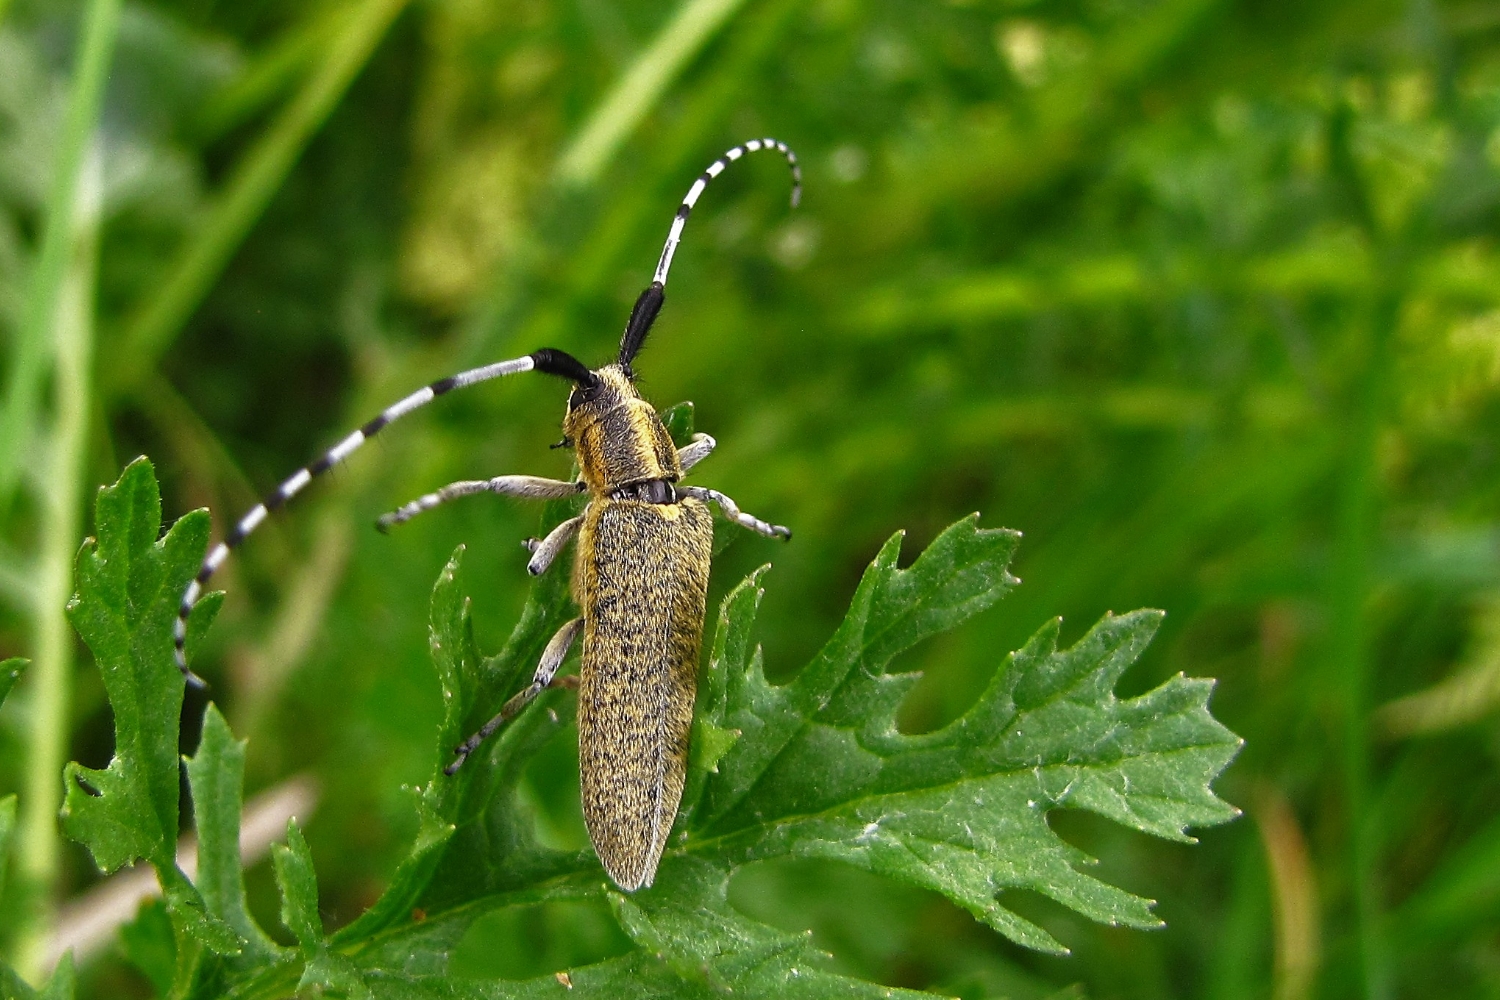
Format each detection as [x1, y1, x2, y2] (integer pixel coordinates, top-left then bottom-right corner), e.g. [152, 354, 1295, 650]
[175, 138, 800, 890]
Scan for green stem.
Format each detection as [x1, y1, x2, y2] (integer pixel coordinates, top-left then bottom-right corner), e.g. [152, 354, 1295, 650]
[193, 5, 345, 143]
[15, 139, 104, 982]
[0, 0, 120, 504]
[1323, 95, 1398, 1000]
[1329, 288, 1396, 1000]
[108, 0, 410, 396]
[555, 0, 749, 187]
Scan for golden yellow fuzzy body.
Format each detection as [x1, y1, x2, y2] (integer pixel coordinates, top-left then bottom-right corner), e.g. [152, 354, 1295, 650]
[573, 497, 713, 889]
[561, 363, 712, 889]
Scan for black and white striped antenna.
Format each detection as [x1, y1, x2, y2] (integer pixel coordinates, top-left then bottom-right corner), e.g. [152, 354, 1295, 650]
[173, 349, 595, 683]
[175, 138, 800, 685]
[619, 137, 800, 367]
[656, 137, 800, 287]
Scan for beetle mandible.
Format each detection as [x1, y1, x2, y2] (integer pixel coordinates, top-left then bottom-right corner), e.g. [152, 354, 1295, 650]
[175, 138, 800, 891]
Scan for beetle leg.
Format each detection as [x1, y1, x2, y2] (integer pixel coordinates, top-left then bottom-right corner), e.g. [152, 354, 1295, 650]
[523, 514, 583, 576]
[377, 475, 583, 531]
[445, 617, 583, 775]
[678, 485, 791, 540]
[676, 433, 717, 474]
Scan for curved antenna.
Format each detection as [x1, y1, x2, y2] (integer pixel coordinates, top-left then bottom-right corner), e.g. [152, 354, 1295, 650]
[655, 137, 800, 287]
[620, 137, 800, 366]
[173, 349, 594, 685]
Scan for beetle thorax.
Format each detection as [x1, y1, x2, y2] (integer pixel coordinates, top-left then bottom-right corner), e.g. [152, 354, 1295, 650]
[564, 365, 682, 494]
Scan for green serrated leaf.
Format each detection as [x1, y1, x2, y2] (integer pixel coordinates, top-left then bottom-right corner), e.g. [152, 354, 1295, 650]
[231, 512, 1236, 993]
[397, 504, 586, 910]
[63, 459, 191, 875]
[680, 567, 768, 829]
[271, 820, 376, 997]
[659, 401, 695, 446]
[689, 722, 738, 781]
[160, 868, 244, 956]
[0, 657, 25, 709]
[59, 459, 238, 959]
[185, 704, 278, 956]
[695, 585, 1242, 952]
[705, 515, 1022, 825]
[273, 820, 322, 956]
[182, 591, 225, 665]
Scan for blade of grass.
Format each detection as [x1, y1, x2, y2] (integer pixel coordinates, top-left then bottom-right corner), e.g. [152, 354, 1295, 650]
[1326, 101, 1396, 1000]
[192, 5, 347, 142]
[15, 138, 104, 984]
[0, 0, 120, 505]
[108, 0, 410, 395]
[1329, 290, 1396, 1000]
[555, 0, 750, 187]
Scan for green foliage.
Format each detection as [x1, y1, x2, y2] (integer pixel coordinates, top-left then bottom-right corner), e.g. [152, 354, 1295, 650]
[588, 857, 931, 999]
[6, 0, 1500, 994]
[183, 707, 279, 959]
[0, 795, 13, 902]
[702, 595, 1241, 954]
[59, 459, 236, 959]
[117, 902, 175, 1000]
[659, 401, 696, 444]
[700, 517, 1025, 825]
[273, 820, 372, 998]
[1, 956, 75, 1000]
[0, 660, 23, 711]
[0, 659, 20, 902]
[272, 821, 321, 955]
[40, 462, 1234, 998]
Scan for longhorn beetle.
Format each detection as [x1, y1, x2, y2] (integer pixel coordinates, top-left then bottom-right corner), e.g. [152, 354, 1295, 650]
[176, 138, 799, 891]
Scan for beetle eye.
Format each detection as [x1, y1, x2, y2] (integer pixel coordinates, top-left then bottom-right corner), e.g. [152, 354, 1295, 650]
[569, 383, 600, 409]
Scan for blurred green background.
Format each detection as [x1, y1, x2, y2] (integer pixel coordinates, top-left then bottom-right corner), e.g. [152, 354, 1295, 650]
[2, 0, 1499, 995]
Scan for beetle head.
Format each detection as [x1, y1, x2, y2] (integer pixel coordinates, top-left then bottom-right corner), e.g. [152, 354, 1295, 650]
[563, 363, 637, 417]
[530, 349, 641, 421]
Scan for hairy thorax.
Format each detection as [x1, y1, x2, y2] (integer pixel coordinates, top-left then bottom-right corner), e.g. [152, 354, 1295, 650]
[563, 365, 683, 495]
